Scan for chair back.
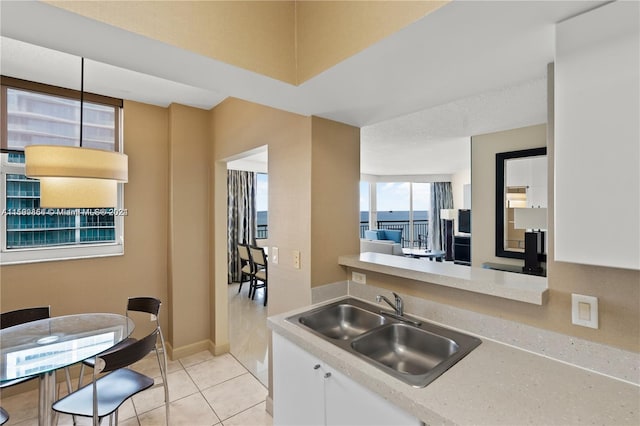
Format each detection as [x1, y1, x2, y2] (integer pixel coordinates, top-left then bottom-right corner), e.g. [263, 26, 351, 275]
[96, 329, 159, 374]
[126, 297, 164, 346]
[0, 306, 50, 330]
[127, 297, 161, 316]
[238, 244, 251, 263]
[249, 246, 267, 268]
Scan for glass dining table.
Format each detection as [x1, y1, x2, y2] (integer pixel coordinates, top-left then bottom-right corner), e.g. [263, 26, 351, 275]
[0, 313, 134, 426]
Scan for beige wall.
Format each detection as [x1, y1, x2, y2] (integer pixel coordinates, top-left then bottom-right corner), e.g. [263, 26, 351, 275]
[47, 1, 445, 85]
[0, 100, 224, 363]
[47, 0, 297, 84]
[0, 100, 170, 343]
[210, 100, 359, 316]
[295, 1, 447, 83]
[451, 168, 470, 210]
[310, 117, 360, 286]
[211, 98, 313, 323]
[471, 124, 547, 267]
[167, 104, 212, 356]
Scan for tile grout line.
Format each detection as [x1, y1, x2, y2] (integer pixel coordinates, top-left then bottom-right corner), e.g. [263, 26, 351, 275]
[219, 399, 268, 426]
[179, 355, 255, 424]
[227, 353, 268, 392]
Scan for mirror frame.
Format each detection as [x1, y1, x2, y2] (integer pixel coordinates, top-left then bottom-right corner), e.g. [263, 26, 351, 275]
[495, 147, 547, 261]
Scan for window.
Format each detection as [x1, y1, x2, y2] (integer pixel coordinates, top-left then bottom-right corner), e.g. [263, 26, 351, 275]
[256, 173, 268, 239]
[362, 181, 430, 248]
[1, 77, 125, 265]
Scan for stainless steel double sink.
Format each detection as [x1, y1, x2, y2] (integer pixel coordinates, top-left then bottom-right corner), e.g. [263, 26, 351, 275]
[287, 297, 481, 388]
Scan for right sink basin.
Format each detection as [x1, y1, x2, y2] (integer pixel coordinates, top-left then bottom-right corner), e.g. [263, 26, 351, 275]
[350, 323, 459, 376]
[287, 297, 482, 388]
[349, 321, 481, 387]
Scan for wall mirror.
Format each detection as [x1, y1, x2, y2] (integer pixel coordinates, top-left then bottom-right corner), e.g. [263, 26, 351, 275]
[495, 147, 547, 260]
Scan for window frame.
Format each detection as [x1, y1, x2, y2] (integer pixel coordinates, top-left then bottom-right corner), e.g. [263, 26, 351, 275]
[0, 76, 125, 265]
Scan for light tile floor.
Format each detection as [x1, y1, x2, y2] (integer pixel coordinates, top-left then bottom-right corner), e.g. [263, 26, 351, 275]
[0, 349, 272, 426]
[228, 282, 269, 387]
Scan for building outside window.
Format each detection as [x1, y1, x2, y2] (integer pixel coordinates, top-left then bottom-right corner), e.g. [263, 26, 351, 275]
[1, 78, 124, 265]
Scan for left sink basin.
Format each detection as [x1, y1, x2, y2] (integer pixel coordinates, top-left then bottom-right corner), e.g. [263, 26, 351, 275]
[295, 300, 389, 340]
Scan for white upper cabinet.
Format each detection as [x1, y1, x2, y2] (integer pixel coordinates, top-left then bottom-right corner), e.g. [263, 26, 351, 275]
[507, 156, 548, 208]
[555, 1, 640, 270]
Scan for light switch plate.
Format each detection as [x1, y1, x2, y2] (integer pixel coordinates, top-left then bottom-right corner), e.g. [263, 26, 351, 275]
[571, 294, 598, 329]
[271, 247, 279, 264]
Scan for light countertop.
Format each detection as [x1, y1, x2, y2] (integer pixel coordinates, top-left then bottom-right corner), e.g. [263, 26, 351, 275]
[339, 253, 548, 305]
[268, 297, 639, 425]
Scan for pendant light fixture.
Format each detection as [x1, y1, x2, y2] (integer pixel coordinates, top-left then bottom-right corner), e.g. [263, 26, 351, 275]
[25, 58, 128, 208]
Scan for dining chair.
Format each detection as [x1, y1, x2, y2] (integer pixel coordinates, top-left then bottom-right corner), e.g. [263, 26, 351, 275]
[0, 407, 9, 425]
[52, 329, 159, 426]
[237, 243, 255, 295]
[77, 297, 170, 424]
[248, 246, 268, 306]
[0, 306, 49, 329]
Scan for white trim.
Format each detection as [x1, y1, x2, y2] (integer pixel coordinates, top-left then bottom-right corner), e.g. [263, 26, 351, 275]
[360, 173, 452, 183]
[0, 242, 124, 265]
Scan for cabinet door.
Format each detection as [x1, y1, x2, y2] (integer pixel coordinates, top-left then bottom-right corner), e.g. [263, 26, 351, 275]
[555, 1, 639, 269]
[273, 333, 325, 426]
[324, 366, 421, 426]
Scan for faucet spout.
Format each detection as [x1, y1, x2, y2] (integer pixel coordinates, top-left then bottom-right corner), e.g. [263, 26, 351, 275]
[376, 294, 394, 310]
[376, 292, 404, 316]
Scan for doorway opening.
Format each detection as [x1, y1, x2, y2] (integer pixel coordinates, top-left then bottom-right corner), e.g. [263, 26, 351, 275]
[226, 146, 269, 386]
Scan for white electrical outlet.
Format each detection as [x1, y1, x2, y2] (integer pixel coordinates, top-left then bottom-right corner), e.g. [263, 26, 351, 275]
[271, 247, 279, 264]
[150, 313, 157, 321]
[571, 294, 598, 329]
[352, 272, 366, 284]
[293, 250, 301, 269]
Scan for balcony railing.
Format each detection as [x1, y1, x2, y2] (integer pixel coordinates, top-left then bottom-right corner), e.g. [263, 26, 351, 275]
[256, 220, 429, 248]
[256, 224, 268, 240]
[360, 220, 429, 249]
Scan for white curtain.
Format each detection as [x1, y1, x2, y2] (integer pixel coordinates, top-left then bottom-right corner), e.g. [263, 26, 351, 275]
[228, 170, 257, 283]
[429, 182, 454, 251]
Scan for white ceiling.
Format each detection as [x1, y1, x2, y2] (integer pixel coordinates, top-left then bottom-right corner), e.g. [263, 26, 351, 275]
[227, 147, 269, 174]
[0, 0, 606, 175]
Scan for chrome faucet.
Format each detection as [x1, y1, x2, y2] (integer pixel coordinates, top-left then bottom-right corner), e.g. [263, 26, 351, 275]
[376, 292, 404, 316]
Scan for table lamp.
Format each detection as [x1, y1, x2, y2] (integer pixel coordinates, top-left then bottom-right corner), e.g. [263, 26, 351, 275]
[514, 207, 547, 274]
[440, 209, 457, 261]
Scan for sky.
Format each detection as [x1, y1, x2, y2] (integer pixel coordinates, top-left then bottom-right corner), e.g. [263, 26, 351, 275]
[257, 177, 430, 212]
[360, 182, 430, 212]
[256, 173, 268, 211]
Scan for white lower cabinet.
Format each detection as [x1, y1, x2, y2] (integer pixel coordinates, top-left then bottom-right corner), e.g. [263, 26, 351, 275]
[273, 332, 422, 426]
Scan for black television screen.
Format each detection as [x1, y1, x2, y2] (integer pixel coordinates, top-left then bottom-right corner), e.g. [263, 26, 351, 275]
[459, 209, 471, 233]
